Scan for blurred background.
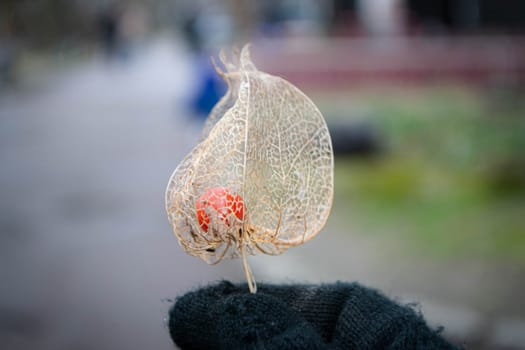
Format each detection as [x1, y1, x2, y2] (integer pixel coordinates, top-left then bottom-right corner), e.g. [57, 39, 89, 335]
[1, 0, 524, 349]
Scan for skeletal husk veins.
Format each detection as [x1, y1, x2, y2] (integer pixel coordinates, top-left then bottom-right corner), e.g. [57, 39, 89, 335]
[165, 45, 334, 293]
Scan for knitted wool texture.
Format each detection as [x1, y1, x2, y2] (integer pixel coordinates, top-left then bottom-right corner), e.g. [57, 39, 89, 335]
[169, 281, 463, 350]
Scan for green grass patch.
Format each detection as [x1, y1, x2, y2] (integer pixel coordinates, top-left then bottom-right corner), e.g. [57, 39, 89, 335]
[316, 86, 525, 263]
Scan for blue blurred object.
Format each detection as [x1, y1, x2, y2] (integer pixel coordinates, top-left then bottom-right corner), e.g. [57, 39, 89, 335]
[189, 55, 227, 119]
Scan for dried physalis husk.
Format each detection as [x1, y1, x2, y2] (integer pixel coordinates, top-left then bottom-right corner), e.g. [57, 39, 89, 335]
[165, 45, 333, 293]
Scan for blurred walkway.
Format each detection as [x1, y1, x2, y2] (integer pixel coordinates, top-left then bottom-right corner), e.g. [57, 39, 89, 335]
[0, 37, 243, 350]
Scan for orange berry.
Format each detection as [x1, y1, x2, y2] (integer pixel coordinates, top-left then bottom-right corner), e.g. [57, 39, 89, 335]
[195, 187, 245, 232]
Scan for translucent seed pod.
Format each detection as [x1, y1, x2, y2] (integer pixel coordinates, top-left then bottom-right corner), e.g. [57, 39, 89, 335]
[165, 45, 334, 293]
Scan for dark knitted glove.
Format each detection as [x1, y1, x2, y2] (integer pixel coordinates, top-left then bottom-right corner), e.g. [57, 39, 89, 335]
[169, 281, 462, 350]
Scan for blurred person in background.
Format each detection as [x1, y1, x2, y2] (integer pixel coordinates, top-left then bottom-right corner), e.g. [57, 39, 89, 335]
[98, 3, 122, 59]
[178, 0, 237, 119]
